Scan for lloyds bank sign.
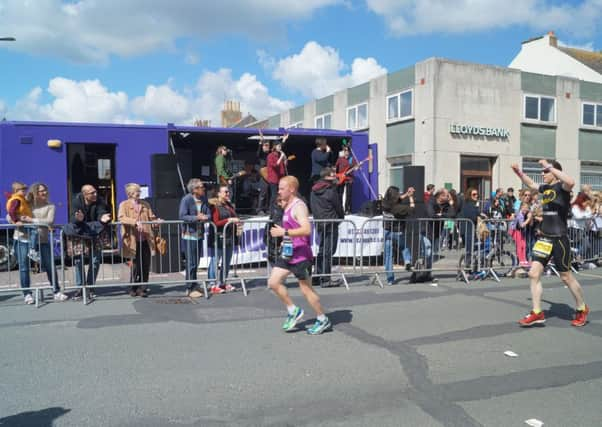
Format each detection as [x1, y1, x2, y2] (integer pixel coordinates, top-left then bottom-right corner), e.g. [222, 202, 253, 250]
[449, 123, 510, 139]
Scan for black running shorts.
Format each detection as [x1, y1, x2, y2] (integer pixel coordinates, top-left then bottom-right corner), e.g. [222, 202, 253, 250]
[274, 259, 313, 281]
[531, 235, 572, 272]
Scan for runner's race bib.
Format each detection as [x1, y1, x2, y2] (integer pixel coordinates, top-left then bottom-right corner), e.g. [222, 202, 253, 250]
[533, 239, 553, 258]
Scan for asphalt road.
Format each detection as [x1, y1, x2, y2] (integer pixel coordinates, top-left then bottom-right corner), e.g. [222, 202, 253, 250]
[1, 269, 601, 427]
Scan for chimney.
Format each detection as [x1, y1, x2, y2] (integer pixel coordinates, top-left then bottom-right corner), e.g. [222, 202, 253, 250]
[548, 31, 557, 47]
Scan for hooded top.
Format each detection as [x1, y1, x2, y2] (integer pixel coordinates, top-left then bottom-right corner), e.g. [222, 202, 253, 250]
[310, 179, 344, 220]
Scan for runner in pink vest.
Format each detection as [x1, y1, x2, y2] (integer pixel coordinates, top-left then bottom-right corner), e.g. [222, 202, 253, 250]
[268, 176, 331, 335]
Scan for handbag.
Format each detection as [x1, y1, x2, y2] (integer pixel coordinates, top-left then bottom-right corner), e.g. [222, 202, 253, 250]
[154, 235, 167, 256]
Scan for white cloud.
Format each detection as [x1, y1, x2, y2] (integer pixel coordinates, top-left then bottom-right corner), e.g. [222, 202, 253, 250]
[184, 52, 200, 65]
[0, 0, 342, 63]
[5, 71, 293, 125]
[365, 0, 602, 39]
[270, 41, 387, 98]
[558, 40, 595, 51]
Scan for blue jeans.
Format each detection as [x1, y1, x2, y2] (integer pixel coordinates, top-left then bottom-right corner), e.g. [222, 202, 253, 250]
[39, 243, 59, 293]
[384, 230, 411, 283]
[184, 239, 203, 290]
[73, 251, 101, 288]
[14, 240, 31, 296]
[208, 245, 234, 285]
[422, 235, 434, 269]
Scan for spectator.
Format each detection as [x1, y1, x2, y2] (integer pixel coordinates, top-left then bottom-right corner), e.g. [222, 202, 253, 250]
[208, 184, 240, 294]
[118, 183, 160, 298]
[510, 202, 533, 266]
[310, 167, 344, 287]
[381, 185, 415, 285]
[68, 184, 111, 300]
[255, 134, 271, 214]
[570, 192, 593, 262]
[179, 178, 212, 299]
[460, 187, 481, 269]
[424, 184, 435, 204]
[425, 188, 457, 282]
[6, 182, 35, 304]
[505, 187, 516, 217]
[265, 197, 286, 267]
[22, 183, 68, 301]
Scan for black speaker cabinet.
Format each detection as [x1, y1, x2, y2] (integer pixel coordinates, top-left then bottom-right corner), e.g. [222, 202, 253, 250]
[151, 152, 192, 198]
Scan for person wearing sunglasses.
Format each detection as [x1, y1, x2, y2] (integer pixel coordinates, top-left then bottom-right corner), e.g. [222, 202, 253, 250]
[511, 160, 589, 327]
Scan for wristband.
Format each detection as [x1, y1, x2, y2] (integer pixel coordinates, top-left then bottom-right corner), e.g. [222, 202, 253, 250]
[284, 230, 289, 237]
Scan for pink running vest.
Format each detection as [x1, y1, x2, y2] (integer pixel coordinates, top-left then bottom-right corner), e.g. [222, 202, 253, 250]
[282, 198, 313, 264]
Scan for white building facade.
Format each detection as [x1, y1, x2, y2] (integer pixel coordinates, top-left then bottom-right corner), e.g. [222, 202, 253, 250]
[259, 54, 602, 197]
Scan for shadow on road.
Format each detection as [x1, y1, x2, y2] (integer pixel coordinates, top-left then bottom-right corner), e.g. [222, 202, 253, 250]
[0, 406, 71, 427]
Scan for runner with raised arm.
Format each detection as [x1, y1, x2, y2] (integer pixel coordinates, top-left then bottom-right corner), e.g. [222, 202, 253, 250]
[511, 159, 589, 327]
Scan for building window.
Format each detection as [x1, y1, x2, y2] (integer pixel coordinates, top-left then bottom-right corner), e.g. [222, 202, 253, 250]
[315, 113, 332, 129]
[522, 158, 545, 185]
[524, 95, 556, 122]
[387, 89, 413, 121]
[346, 103, 368, 130]
[582, 103, 602, 127]
[581, 162, 602, 190]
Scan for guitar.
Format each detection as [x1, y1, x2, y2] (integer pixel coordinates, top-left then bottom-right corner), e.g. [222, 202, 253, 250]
[336, 155, 371, 186]
[259, 155, 296, 181]
[219, 170, 247, 186]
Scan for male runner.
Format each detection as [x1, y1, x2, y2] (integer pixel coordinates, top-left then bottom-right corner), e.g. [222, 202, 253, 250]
[511, 159, 589, 327]
[268, 176, 331, 335]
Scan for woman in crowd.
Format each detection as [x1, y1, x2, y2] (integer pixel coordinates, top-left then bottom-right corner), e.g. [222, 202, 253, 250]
[381, 185, 415, 285]
[511, 202, 533, 266]
[208, 184, 240, 294]
[460, 187, 481, 270]
[118, 183, 159, 298]
[23, 183, 68, 301]
[570, 192, 593, 262]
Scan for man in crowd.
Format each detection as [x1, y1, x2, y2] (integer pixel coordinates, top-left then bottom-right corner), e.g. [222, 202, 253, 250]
[310, 167, 344, 287]
[424, 184, 435, 204]
[423, 188, 457, 283]
[69, 184, 112, 300]
[268, 176, 331, 335]
[255, 134, 271, 215]
[310, 137, 335, 185]
[178, 178, 212, 299]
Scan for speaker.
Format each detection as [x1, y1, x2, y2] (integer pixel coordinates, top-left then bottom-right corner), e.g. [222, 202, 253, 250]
[148, 197, 181, 221]
[399, 166, 425, 203]
[151, 152, 192, 198]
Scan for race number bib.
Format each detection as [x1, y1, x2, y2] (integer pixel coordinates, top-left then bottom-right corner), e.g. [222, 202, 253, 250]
[533, 239, 553, 257]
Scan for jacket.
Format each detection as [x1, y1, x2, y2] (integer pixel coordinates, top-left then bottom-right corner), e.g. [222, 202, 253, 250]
[426, 198, 457, 240]
[210, 198, 238, 246]
[178, 193, 212, 241]
[382, 200, 413, 232]
[310, 179, 344, 220]
[118, 199, 157, 258]
[64, 192, 110, 238]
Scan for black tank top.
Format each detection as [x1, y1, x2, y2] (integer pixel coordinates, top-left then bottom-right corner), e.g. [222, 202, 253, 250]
[539, 182, 570, 236]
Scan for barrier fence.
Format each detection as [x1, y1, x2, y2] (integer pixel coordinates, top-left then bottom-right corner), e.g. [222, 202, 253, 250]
[1, 215, 601, 307]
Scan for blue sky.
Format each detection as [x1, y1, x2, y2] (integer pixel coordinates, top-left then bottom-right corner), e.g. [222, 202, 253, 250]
[1, 0, 601, 125]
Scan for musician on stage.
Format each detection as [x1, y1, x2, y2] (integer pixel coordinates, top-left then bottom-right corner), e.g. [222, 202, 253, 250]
[266, 139, 287, 207]
[310, 137, 335, 185]
[335, 144, 356, 215]
[256, 135, 271, 215]
[215, 145, 232, 186]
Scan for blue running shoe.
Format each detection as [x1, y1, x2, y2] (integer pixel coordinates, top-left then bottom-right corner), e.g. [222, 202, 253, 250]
[307, 317, 332, 335]
[282, 307, 304, 331]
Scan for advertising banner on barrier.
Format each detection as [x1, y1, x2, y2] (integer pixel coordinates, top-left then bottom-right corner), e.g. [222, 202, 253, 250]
[198, 215, 384, 267]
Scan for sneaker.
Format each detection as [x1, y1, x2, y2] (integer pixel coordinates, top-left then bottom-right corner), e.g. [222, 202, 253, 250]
[307, 317, 332, 335]
[210, 285, 225, 295]
[405, 263, 413, 272]
[28, 249, 40, 263]
[71, 290, 82, 300]
[53, 292, 69, 302]
[186, 288, 204, 298]
[222, 284, 236, 293]
[24, 294, 34, 305]
[571, 305, 590, 327]
[136, 287, 148, 298]
[282, 307, 304, 331]
[519, 310, 546, 327]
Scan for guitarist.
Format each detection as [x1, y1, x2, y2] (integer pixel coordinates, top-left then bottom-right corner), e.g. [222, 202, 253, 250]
[335, 145, 356, 214]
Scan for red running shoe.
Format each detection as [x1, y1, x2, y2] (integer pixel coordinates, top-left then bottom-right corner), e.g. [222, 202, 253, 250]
[210, 285, 225, 295]
[519, 310, 546, 327]
[571, 305, 589, 327]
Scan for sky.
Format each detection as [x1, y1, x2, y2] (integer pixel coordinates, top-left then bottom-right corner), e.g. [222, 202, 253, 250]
[1, 0, 601, 126]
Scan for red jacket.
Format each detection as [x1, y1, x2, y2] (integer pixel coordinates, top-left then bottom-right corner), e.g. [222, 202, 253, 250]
[266, 151, 286, 184]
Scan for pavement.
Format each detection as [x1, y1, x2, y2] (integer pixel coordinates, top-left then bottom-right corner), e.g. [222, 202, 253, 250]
[1, 269, 601, 427]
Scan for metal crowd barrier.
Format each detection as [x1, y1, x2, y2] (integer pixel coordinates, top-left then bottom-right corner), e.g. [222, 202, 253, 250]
[568, 224, 602, 268]
[0, 223, 57, 307]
